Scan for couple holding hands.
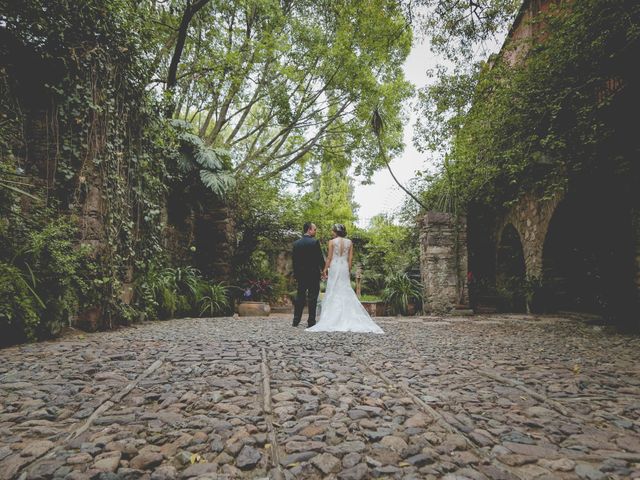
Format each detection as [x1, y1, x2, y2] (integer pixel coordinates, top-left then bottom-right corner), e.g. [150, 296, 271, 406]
[291, 222, 383, 334]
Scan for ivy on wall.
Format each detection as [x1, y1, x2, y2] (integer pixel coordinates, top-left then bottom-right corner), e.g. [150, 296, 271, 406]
[417, 0, 640, 212]
[1, 1, 172, 338]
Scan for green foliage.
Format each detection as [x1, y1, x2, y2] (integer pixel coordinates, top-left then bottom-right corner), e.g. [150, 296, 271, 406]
[1, 0, 177, 332]
[0, 262, 41, 346]
[413, 64, 481, 159]
[302, 157, 357, 242]
[0, 209, 89, 345]
[153, 0, 413, 181]
[170, 120, 235, 198]
[355, 215, 419, 295]
[414, 0, 640, 212]
[359, 294, 383, 302]
[136, 264, 231, 319]
[198, 283, 230, 317]
[382, 273, 423, 315]
[137, 265, 197, 319]
[414, 0, 520, 62]
[230, 175, 301, 294]
[243, 279, 275, 303]
[234, 247, 289, 304]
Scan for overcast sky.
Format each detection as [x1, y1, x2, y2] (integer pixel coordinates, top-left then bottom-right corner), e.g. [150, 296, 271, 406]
[353, 33, 504, 228]
[352, 39, 439, 227]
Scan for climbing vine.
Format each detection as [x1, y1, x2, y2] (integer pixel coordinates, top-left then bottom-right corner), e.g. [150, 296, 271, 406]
[0, 1, 239, 341]
[0, 1, 172, 335]
[415, 0, 640, 212]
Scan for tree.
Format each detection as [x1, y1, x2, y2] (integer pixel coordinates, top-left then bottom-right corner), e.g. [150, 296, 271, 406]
[409, 0, 520, 62]
[164, 0, 212, 118]
[358, 214, 419, 294]
[302, 158, 357, 243]
[149, 0, 413, 181]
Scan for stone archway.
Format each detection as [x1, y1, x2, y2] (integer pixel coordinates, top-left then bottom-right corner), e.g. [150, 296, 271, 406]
[496, 224, 527, 312]
[540, 195, 636, 319]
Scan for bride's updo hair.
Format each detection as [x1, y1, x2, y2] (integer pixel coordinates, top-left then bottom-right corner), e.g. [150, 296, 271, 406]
[332, 223, 347, 237]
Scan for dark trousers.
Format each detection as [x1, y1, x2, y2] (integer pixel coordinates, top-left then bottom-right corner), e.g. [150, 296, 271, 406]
[293, 277, 320, 327]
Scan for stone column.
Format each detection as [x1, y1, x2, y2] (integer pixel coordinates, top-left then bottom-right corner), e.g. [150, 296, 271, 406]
[500, 191, 564, 280]
[420, 212, 469, 314]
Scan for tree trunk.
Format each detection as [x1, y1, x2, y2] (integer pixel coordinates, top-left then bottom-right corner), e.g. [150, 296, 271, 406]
[165, 0, 210, 118]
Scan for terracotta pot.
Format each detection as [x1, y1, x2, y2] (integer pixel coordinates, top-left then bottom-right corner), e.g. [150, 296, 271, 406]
[238, 301, 271, 317]
[75, 305, 102, 332]
[361, 301, 386, 317]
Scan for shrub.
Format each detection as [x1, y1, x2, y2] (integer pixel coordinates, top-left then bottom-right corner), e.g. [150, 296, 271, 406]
[197, 282, 230, 317]
[382, 273, 424, 315]
[0, 262, 41, 346]
[136, 265, 231, 319]
[0, 215, 89, 345]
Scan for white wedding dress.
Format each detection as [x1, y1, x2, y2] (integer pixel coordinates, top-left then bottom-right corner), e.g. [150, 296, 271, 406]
[307, 238, 384, 334]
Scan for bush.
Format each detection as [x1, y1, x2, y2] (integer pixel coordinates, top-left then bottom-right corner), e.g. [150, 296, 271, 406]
[382, 273, 424, 315]
[0, 214, 89, 345]
[0, 262, 41, 346]
[197, 282, 230, 317]
[136, 265, 231, 319]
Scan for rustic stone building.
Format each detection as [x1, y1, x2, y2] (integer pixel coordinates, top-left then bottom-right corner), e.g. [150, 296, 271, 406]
[420, 0, 640, 326]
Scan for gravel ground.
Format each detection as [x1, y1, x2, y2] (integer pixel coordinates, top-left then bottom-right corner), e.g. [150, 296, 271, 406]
[1, 314, 640, 480]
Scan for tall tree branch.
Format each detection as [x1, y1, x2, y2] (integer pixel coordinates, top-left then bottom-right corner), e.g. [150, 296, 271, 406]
[165, 0, 211, 117]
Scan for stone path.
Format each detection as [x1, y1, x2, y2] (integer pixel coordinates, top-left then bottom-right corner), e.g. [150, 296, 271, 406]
[1, 314, 640, 480]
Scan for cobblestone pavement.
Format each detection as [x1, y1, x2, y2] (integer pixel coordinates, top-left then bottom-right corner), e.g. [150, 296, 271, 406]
[2, 314, 640, 480]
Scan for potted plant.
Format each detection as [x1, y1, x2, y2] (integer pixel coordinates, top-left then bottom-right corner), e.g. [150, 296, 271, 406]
[238, 278, 273, 316]
[359, 294, 387, 317]
[382, 273, 423, 316]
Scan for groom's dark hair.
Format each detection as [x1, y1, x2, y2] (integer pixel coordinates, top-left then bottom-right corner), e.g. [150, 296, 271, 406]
[303, 222, 313, 233]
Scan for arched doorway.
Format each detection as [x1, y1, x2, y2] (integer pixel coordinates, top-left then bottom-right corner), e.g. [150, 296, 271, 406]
[496, 224, 527, 312]
[541, 194, 635, 321]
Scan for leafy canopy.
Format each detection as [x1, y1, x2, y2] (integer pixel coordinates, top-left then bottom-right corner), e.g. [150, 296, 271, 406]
[151, 0, 413, 181]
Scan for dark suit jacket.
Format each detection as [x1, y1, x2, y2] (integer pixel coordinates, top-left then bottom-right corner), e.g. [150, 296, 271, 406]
[292, 235, 325, 281]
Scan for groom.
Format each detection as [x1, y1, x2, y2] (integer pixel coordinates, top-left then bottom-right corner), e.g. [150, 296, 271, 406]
[292, 222, 325, 327]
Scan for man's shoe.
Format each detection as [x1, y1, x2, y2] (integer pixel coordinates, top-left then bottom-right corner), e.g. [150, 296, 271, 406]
[292, 321, 300, 327]
[307, 321, 315, 328]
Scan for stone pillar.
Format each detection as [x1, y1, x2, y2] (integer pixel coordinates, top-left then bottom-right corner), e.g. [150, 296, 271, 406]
[499, 191, 564, 280]
[420, 212, 469, 314]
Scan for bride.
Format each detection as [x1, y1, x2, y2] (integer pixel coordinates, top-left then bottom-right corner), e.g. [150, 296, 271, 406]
[306, 224, 384, 334]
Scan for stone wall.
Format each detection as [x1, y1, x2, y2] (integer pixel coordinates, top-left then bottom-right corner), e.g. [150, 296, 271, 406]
[504, 0, 555, 66]
[420, 212, 468, 314]
[163, 198, 235, 283]
[196, 205, 235, 283]
[497, 190, 564, 279]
